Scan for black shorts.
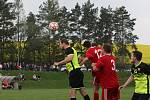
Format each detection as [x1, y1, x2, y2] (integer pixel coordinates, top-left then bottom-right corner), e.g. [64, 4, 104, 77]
[69, 68, 84, 89]
[132, 93, 150, 100]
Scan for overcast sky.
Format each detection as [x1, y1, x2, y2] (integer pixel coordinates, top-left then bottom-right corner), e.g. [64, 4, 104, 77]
[19, 0, 150, 45]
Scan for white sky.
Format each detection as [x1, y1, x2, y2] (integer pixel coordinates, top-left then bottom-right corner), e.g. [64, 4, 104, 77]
[16, 0, 150, 45]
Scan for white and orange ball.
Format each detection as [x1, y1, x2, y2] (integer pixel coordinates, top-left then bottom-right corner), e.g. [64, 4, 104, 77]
[49, 22, 59, 31]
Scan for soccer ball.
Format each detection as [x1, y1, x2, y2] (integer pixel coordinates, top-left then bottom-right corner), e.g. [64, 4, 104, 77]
[49, 22, 59, 31]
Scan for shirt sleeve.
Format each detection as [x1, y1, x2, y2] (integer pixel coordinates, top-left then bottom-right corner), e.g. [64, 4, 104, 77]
[131, 64, 135, 74]
[65, 47, 74, 55]
[95, 59, 104, 69]
[86, 49, 93, 59]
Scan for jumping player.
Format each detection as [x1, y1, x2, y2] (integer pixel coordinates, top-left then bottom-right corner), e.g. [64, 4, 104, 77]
[92, 44, 120, 100]
[80, 41, 102, 100]
[54, 39, 90, 100]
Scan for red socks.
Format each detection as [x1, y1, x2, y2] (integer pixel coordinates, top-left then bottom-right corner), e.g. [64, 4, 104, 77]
[94, 92, 99, 100]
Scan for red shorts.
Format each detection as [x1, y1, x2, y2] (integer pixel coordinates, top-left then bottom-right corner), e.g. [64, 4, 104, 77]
[92, 71, 100, 86]
[102, 87, 120, 100]
[93, 76, 99, 86]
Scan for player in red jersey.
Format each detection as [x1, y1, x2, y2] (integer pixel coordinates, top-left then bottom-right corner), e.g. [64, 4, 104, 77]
[80, 41, 102, 100]
[92, 44, 120, 100]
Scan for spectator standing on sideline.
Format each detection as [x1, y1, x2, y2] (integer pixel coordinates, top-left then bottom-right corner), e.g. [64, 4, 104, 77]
[54, 39, 90, 100]
[92, 44, 120, 100]
[120, 51, 150, 100]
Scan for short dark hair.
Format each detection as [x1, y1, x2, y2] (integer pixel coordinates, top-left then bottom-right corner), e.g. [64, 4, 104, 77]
[103, 44, 112, 53]
[91, 43, 97, 47]
[83, 41, 91, 48]
[60, 38, 69, 45]
[132, 51, 142, 61]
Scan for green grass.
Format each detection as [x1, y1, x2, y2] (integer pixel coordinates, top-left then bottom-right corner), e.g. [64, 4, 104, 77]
[0, 70, 132, 88]
[0, 70, 135, 100]
[0, 87, 134, 100]
[0, 71, 94, 89]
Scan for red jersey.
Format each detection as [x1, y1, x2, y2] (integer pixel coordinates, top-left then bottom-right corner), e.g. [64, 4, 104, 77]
[86, 46, 102, 79]
[95, 54, 119, 88]
[86, 47, 102, 63]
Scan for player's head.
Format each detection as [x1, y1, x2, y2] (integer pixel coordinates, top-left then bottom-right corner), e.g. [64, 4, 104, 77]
[131, 51, 142, 63]
[102, 44, 112, 54]
[97, 43, 103, 48]
[59, 38, 69, 49]
[82, 41, 91, 48]
[91, 43, 97, 47]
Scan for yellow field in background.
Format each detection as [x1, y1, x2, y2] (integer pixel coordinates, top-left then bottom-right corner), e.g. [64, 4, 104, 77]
[136, 44, 150, 63]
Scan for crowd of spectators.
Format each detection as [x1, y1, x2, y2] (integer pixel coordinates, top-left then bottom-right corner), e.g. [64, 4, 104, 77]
[0, 62, 55, 72]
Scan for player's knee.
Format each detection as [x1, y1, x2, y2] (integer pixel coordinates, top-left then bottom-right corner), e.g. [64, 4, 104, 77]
[80, 88, 88, 96]
[93, 86, 99, 92]
[69, 89, 76, 98]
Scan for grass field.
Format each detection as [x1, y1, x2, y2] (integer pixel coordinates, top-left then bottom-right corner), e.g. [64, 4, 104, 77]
[0, 70, 136, 100]
[0, 44, 149, 100]
[0, 88, 134, 100]
[0, 70, 132, 89]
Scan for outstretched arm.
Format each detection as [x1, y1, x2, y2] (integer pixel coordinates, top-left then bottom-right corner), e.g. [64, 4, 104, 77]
[80, 57, 89, 66]
[119, 75, 134, 89]
[91, 63, 99, 71]
[54, 54, 73, 66]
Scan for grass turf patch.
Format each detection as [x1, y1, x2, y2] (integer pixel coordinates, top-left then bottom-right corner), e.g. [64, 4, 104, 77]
[0, 87, 134, 100]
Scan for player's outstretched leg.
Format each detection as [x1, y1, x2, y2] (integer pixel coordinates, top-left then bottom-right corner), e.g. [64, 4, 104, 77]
[94, 92, 99, 100]
[80, 87, 90, 100]
[69, 88, 77, 100]
[93, 76, 100, 100]
[93, 85, 99, 100]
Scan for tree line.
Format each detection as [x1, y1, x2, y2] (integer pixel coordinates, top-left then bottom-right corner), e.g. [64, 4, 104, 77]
[0, 0, 138, 67]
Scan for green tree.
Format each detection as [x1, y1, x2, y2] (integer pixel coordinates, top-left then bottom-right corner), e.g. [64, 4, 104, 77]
[37, 0, 59, 33]
[37, 0, 60, 63]
[81, 0, 98, 40]
[13, 0, 26, 65]
[95, 6, 114, 44]
[113, 6, 138, 66]
[67, 3, 82, 41]
[0, 0, 16, 61]
[24, 12, 44, 64]
[57, 6, 69, 38]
